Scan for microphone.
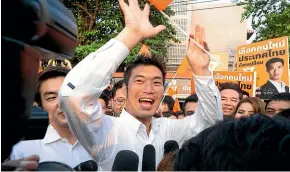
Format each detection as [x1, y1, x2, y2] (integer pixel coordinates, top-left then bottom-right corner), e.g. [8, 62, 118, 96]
[142, 144, 156, 171]
[164, 140, 179, 155]
[112, 150, 139, 171]
[37, 161, 73, 171]
[73, 160, 98, 171]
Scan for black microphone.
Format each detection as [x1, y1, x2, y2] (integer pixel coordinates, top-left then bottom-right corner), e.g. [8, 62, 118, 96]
[112, 150, 139, 171]
[142, 144, 156, 171]
[37, 161, 74, 171]
[164, 140, 179, 155]
[73, 160, 98, 171]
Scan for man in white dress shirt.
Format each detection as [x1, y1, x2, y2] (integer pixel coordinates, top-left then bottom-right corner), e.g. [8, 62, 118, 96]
[10, 67, 91, 168]
[59, 0, 222, 170]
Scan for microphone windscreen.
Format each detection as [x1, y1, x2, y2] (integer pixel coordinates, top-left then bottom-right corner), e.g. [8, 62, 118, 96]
[164, 140, 179, 155]
[37, 161, 74, 171]
[111, 150, 139, 171]
[74, 160, 98, 171]
[142, 144, 156, 171]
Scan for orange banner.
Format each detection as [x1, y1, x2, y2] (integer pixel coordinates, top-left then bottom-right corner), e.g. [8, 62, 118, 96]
[213, 71, 257, 97]
[211, 52, 229, 71]
[148, 0, 173, 11]
[176, 57, 192, 78]
[236, 36, 289, 99]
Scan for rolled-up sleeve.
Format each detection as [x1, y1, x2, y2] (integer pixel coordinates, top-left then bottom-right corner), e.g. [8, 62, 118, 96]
[167, 74, 222, 144]
[58, 39, 129, 163]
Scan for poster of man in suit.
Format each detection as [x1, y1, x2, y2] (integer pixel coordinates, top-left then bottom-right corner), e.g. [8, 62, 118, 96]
[236, 36, 289, 100]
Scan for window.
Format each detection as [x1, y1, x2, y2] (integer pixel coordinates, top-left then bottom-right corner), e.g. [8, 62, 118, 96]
[170, 0, 188, 16]
[173, 19, 187, 41]
[167, 45, 187, 65]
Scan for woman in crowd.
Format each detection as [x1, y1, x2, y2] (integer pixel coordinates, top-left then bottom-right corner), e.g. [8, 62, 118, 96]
[233, 97, 265, 119]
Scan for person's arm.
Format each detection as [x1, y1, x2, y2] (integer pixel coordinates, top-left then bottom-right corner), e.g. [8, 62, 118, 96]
[59, 0, 165, 163]
[166, 25, 222, 143]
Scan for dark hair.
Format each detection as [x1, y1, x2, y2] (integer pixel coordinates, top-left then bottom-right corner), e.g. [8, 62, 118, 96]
[35, 66, 70, 107]
[266, 57, 284, 71]
[162, 111, 176, 118]
[162, 95, 175, 111]
[99, 93, 109, 107]
[266, 92, 290, 109]
[174, 115, 290, 171]
[111, 79, 124, 99]
[242, 90, 250, 97]
[275, 108, 290, 120]
[219, 82, 243, 100]
[183, 94, 198, 110]
[175, 111, 184, 116]
[157, 152, 176, 171]
[123, 55, 166, 87]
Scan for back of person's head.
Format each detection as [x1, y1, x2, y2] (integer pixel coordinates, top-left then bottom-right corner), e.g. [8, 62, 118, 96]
[35, 66, 70, 107]
[157, 152, 176, 171]
[162, 95, 175, 111]
[111, 80, 124, 99]
[266, 57, 284, 70]
[266, 92, 290, 108]
[183, 94, 198, 109]
[233, 97, 266, 117]
[123, 55, 166, 87]
[174, 115, 290, 171]
[275, 108, 290, 120]
[163, 111, 177, 119]
[219, 82, 243, 100]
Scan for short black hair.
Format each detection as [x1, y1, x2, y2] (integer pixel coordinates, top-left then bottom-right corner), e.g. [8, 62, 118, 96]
[266, 92, 290, 109]
[242, 90, 250, 97]
[162, 95, 175, 111]
[266, 57, 284, 71]
[183, 94, 198, 110]
[35, 66, 70, 107]
[162, 111, 176, 118]
[174, 115, 290, 171]
[275, 108, 290, 120]
[99, 93, 109, 107]
[123, 55, 166, 87]
[111, 79, 124, 99]
[219, 82, 243, 100]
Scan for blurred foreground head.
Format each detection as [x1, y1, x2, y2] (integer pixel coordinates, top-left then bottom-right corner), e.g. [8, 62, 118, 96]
[175, 115, 290, 171]
[2, 0, 78, 160]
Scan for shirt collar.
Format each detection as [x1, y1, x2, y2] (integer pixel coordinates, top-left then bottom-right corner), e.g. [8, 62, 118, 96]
[119, 109, 160, 135]
[269, 80, 286, 87]
[42, 125, 62, 144]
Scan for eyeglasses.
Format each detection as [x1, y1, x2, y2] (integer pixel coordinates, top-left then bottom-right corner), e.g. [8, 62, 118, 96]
[114, 98, 126, 106]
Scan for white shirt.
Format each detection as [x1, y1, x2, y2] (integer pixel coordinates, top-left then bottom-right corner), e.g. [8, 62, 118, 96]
[269, 80, 287, 92]
[59, 39, 222, 171]
[10, 125, 92, 168]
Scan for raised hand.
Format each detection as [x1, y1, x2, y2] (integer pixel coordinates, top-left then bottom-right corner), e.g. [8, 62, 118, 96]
[186, 25, 211, 76]
[116, 0, 166, 50]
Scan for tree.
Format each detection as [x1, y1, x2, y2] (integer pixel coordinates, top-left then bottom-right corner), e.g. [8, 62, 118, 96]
[61, 0, 178, 67]
[239, 0, 290, 42]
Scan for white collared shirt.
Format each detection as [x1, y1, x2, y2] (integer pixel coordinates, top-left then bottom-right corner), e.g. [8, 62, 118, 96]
[59, 39, 222, 171]
[269, 80, 287, 92]
[10, 125, 92, 168]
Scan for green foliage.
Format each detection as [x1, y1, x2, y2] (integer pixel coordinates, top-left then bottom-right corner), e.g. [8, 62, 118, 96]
[62, 0, 178, 65]
[239, 0, 290, 42]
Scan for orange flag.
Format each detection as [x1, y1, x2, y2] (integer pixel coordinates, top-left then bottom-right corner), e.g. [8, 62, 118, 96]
[176, 57, 192, 78]
[173, 98, 181, 112]
[167, 87, 176, 97]
[148, 0, 173, 11]
[190, 77, 195, 94]
[138, 44, 151, 57]
[38, 61, 43, 73]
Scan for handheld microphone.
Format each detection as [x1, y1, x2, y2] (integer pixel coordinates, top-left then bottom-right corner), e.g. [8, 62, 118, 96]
[73, 160, 98, 171]
[112, 150, 139, 171]
[164, 140, 179, 155]
[142, 144, 156, 171]
[37, 161, 73, 171]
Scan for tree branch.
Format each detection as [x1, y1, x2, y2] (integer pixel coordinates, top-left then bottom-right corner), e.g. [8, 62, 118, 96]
[72, 3, 92, 18]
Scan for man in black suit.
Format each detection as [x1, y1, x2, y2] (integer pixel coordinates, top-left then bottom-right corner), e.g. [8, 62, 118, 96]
[260, 58, 289, 99]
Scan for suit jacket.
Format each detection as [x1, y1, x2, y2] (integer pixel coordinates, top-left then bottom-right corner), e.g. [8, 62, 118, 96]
[260, 81, 289, 99]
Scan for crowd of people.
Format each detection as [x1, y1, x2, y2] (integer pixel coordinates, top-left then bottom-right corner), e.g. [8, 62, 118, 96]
[2, 0, 290, 171]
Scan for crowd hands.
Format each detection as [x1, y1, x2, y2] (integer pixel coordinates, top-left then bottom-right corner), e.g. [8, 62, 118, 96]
[3, 0, 290, 171]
